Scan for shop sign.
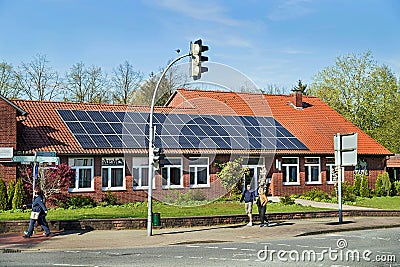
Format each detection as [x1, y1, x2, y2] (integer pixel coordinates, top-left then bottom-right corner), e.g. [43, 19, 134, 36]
[102, 158, 124, 166]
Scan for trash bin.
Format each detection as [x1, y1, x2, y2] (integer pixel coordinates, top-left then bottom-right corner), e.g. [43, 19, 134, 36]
[152, 212, 161, 226]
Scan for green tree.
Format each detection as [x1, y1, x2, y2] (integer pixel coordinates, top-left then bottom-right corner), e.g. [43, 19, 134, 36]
[309, 51, 400, 153]
[0, 62, 20, 98]
[0, 179, 7, 211]
[353, 174, 361, 196]
[375, 172, 391, 197]
[216, 158, 249, 198]
[360, 173, 370, 198]
[7, 179, 15, 209]
[12, 178, 26, 209]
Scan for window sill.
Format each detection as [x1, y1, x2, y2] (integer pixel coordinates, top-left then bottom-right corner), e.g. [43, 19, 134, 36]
[162, 185, 184, 190]
[133, 186, 155, 190]
[102, 187, 126, 191]
[283, 182, 300, 186]
[68, 188, 95, 193]
[190, 184, 210, 188]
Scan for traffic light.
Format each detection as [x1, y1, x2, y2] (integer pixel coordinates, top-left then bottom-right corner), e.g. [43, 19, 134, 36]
[151, 147, 163, 170]
[190, 39, 209, 80]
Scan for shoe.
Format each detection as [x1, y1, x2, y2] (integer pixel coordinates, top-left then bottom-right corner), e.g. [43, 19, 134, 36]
[260, 224, 264, 227]
[22, 235, 30, 238]
[45, 233, 51, 237]
[246, 222, 253, 226]
[265, 222, 270, 227]
[24, 231, 28, 235]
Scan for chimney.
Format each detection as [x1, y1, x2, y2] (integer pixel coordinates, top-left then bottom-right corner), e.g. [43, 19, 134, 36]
[293, 90, 303, 108]
[291, 80, 306, 109]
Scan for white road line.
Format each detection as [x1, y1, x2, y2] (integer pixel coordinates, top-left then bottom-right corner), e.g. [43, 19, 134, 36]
[222, 247, 238, 250]
[174, 256, 184, 258]
[241, 248, 256, 251]
[189, 256, 203, 259]
[296, 245, 309, 248]
[277, 243, 291, 247]
[205, 246, 218, 249]
[377, 237, 391, 241]
[186, 245, 200, 248]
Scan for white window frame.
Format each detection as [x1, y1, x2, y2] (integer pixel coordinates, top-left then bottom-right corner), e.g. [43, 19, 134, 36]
[326, 157, 336, 184]
[102, 157, 126, 191]
[132, 157, 153, 190]
[162, 157, 183, 189]
[189, 157, 210, 188]
[305, 157, 321, 184]
[282, 157, 300, 185]
[68, 158, 94, 192]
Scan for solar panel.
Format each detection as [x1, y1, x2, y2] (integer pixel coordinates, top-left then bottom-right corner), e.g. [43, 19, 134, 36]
[57, 109, 307, 150]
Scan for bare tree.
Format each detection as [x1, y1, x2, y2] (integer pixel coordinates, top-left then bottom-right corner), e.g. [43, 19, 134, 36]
[15, 54, 61, 100]
[64, 63, 110, 103]
[111, 61, 143, 104]
[0, 62, 20, 98]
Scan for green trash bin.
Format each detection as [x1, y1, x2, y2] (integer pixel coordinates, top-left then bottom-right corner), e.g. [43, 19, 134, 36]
[152, 212, 161, 226]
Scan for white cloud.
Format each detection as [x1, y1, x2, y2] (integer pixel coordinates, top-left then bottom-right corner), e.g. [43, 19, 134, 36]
[267, 0, 315, 21]
[152, 0, 241, 26]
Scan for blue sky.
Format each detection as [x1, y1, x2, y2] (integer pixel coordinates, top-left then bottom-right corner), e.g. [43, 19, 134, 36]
[0, 0, 399, 91]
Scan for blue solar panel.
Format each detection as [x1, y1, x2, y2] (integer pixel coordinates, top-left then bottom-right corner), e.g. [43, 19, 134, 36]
[73, 110, 91, 121]
[57, 109, 307, 150]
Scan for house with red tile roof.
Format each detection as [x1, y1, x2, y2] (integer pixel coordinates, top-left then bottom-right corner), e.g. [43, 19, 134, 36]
[0, 88, 393, 203]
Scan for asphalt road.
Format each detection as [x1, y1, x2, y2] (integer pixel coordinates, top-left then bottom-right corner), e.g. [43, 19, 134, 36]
[1, 228, 399, 267]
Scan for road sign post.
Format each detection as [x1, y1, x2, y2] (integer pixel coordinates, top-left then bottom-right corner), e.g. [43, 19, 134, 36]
[334, 133, 358, 224]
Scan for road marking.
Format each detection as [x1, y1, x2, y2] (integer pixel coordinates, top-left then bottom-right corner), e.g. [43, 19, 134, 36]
[205, 246, 218, 249]
[241, 248, 256, 251]
[377, 237, 391, 241]
[222, 247, 238, 250]
[296, 245, 309, 248]
[189, 256, 202, 259]
[174, 256, 183, 258]
[53, 264, 90, 267]
[186, 245, 200, 248]
[277, 243, 291, 247]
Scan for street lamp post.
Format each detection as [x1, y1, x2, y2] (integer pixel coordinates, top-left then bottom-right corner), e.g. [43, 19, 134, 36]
[147, 53, 190, 236]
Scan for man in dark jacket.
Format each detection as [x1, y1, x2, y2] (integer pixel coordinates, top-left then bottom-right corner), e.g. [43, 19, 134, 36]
[23, 188, 51, 238]
[240, 184, 255, 226]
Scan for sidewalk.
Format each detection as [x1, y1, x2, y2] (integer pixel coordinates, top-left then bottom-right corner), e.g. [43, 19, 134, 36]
[2, 216, 399, 252]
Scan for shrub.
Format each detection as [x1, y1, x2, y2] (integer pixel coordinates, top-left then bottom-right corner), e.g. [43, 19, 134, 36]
[280, 195, 295, 205]
[101, 190, 119, 206]
[7, 179, 15, 210]
[393, 181, 400, 196]
[65, 195, 96, 208]
[0, 179, 7, 211]
[353, 174, 361, 196]
[12, 178, 26, 209]
[341, 181, 357, 202]
[300, 188, 331, 202]
[360, 173, 370, 198]
[375, 172, 391, 196]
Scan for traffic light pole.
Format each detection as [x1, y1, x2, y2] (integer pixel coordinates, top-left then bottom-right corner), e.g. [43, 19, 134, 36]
[147, 53, 190, 236]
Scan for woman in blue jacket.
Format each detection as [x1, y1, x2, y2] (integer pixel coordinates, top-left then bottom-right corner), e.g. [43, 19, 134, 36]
[23, 188, 51, 238]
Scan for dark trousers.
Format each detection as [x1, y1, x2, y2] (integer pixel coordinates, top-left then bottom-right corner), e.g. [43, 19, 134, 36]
[26, 214, 50, 236]
[257, 205, 268, 224]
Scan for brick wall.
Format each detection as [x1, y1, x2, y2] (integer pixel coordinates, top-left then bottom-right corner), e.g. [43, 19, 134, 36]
[0, 98, 18, 183]
[2, 210, 399, 233]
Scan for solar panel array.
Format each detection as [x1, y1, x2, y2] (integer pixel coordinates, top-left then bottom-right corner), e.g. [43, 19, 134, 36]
[57, 109, 307, 150]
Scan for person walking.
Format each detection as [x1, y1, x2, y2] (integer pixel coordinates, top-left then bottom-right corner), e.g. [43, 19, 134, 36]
[23, 188, 51, 238]
[240, 184, 255, 226]
[256, 186, 269, 227]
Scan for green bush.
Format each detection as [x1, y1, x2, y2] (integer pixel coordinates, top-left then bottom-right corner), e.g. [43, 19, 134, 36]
[375, 172, 391, 197]
[360, 173, 370, 198]
[393, 181, 400, 196]
[12, 178, 25, 209]
[353, 174, 361, 196]
[0, 179, 7, 211]
[300, 188, 331, 202]
[341, 181, 357, 202]
[65, 195, 97, 209]
[101, 190, 119, 206]
[280, 195, 295, 205]
[7, 180, 15, 210]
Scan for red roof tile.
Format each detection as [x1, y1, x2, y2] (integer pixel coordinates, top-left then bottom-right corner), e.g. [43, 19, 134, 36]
[169, 89, 392, 156]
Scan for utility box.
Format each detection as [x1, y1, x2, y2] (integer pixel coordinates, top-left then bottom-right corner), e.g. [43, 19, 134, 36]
[152, 212, 161, 227]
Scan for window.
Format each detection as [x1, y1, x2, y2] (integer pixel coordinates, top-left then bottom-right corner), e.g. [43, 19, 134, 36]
[68, 158, 94, 192]
[132, 157, 150, 189]
[162, 158, 182, 188]
[282, 157, 299, 184]
[189, 157, 209, 188]
[102, 157, 125, 190]
[326, 157, 335, 184]
[305, 157, 321, 184]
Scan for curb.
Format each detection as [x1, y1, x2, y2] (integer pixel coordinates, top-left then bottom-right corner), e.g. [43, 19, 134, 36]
[297, 223, 400, 237]
[1, 209, 400, 234]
